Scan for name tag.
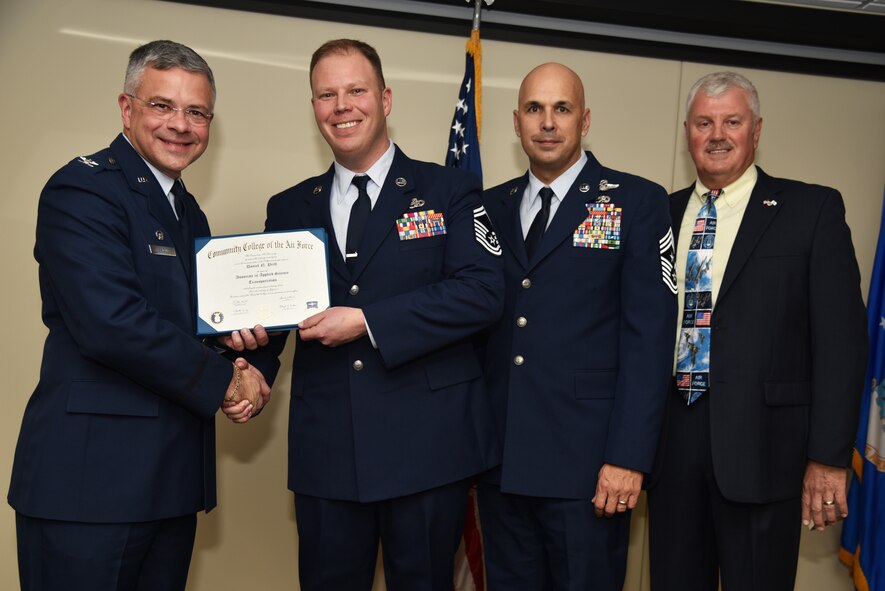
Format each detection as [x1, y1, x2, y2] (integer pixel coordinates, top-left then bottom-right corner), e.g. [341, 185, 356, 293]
[148, 244, 177, 257]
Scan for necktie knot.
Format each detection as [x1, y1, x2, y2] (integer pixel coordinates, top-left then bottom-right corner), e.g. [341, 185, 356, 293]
[538, 186, 554, 209]
[352, 174, 370, 194]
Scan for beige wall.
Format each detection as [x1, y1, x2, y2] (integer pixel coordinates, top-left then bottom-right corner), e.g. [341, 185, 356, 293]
[1, 0, 883, 589]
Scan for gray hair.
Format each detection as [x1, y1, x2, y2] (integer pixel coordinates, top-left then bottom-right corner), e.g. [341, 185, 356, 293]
[124, 40, 215, 105]
[686, 71, 760, 123]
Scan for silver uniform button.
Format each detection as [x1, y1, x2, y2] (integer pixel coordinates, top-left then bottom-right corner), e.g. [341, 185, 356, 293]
[513, 355, 525, 366]
[521, 278, 532, 289]
[516, 317, 527, 328]
[353, 360, 364, 371]
[349, 285, 360, 296]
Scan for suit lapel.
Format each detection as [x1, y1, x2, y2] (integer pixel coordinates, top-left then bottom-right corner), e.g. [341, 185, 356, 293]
[718, 168, 782, 304]
[528, 154, 602, 269]
[670, 188, 691, 249]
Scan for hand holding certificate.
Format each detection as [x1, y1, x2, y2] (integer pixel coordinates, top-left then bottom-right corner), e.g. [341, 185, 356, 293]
[194, 229, 331, 335]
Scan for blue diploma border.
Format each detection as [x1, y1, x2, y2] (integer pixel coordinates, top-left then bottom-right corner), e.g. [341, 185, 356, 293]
[193, 228, 331, 336]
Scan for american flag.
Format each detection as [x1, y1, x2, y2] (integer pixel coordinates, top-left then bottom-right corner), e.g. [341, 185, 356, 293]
[693, 218, 706, 234]
[676, 373, 691, 388]
[695, 311, 712, 326]
[445, 29, 483, 184]
[446, 25, 486, 591]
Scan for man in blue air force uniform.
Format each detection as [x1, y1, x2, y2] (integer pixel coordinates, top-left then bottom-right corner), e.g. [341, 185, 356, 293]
[479, 62, 677, 591]
[8, 40, 270, 591]
[242, 39, 504, 591]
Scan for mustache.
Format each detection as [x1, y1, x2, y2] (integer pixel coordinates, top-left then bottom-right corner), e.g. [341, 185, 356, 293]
[705, 141, 733, 151]
[532, 135, 560, 142]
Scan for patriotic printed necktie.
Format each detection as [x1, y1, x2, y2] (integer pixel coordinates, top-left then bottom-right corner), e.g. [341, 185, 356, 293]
[676, 189, 721, 404]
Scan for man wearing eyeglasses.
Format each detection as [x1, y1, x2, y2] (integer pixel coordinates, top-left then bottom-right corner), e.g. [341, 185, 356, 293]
[7, 40, 270, 591]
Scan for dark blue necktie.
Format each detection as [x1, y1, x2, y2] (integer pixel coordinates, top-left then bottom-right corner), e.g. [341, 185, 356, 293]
[525, 187, 554, 259]
[170, 180, 188, 225]
[346, 175, 371, 269]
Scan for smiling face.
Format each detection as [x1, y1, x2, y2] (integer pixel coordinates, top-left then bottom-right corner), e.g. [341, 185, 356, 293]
[685, 86, 762, 189]
[118, 66, 213, 179]
[310, 51, 391, 172]
[513, 63, 590, 185]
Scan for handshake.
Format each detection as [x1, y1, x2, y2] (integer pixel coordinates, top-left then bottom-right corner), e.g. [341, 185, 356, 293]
[221, 358, 271, 424]
[219, 325, 273, 424]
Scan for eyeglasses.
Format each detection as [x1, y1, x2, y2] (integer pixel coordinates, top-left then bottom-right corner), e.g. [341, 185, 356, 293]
[125, 94, 214, 126]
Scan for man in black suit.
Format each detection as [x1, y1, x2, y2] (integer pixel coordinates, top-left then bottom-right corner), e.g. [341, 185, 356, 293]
[647, 71, 867, 591]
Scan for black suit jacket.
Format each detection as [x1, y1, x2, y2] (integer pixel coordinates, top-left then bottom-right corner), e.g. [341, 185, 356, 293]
[653, 167, 867, 503]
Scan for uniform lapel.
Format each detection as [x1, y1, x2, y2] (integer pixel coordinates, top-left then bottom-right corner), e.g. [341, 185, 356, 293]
[528, 153, 602, 269]
[670, 187, 692, 248]
[718, 167, 782, 304]
[306, 167, 347, 281]
[110, 134, 190, 277]
[348, 148, 411, 279]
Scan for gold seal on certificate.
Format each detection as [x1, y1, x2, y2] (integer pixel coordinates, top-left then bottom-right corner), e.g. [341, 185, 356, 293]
[194, 229, 330, 335]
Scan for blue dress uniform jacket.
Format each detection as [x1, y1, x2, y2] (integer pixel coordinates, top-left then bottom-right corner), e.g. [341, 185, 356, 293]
[652, 167, 867, 503]
[255, 146, 504, 503]
[483, 152, 677, 498]
[8, 134, 232, 523]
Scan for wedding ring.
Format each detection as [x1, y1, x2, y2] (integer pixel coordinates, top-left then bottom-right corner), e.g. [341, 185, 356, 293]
[823, 500, 835, 506]
[617, 500, 628, 505]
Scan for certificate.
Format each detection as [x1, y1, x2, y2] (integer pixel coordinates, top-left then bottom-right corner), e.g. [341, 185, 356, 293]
[194, 229, 330, 335]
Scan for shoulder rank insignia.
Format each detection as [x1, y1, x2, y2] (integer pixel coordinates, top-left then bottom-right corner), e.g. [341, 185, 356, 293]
[599, 179, 620, 191]
[763, 199, 778, 207]
[77, 156, 99, 168]
[473, 205, 501, 256]
[409, 197, 425, 209]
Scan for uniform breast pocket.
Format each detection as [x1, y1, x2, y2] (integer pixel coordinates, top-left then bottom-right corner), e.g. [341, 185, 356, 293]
[398, 235, 447, 251]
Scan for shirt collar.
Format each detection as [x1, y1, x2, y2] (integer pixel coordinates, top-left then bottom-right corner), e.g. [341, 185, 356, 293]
[693, 165, 758, 208]
[526, 151, 588, 205]
[333, 139, 395, 204]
